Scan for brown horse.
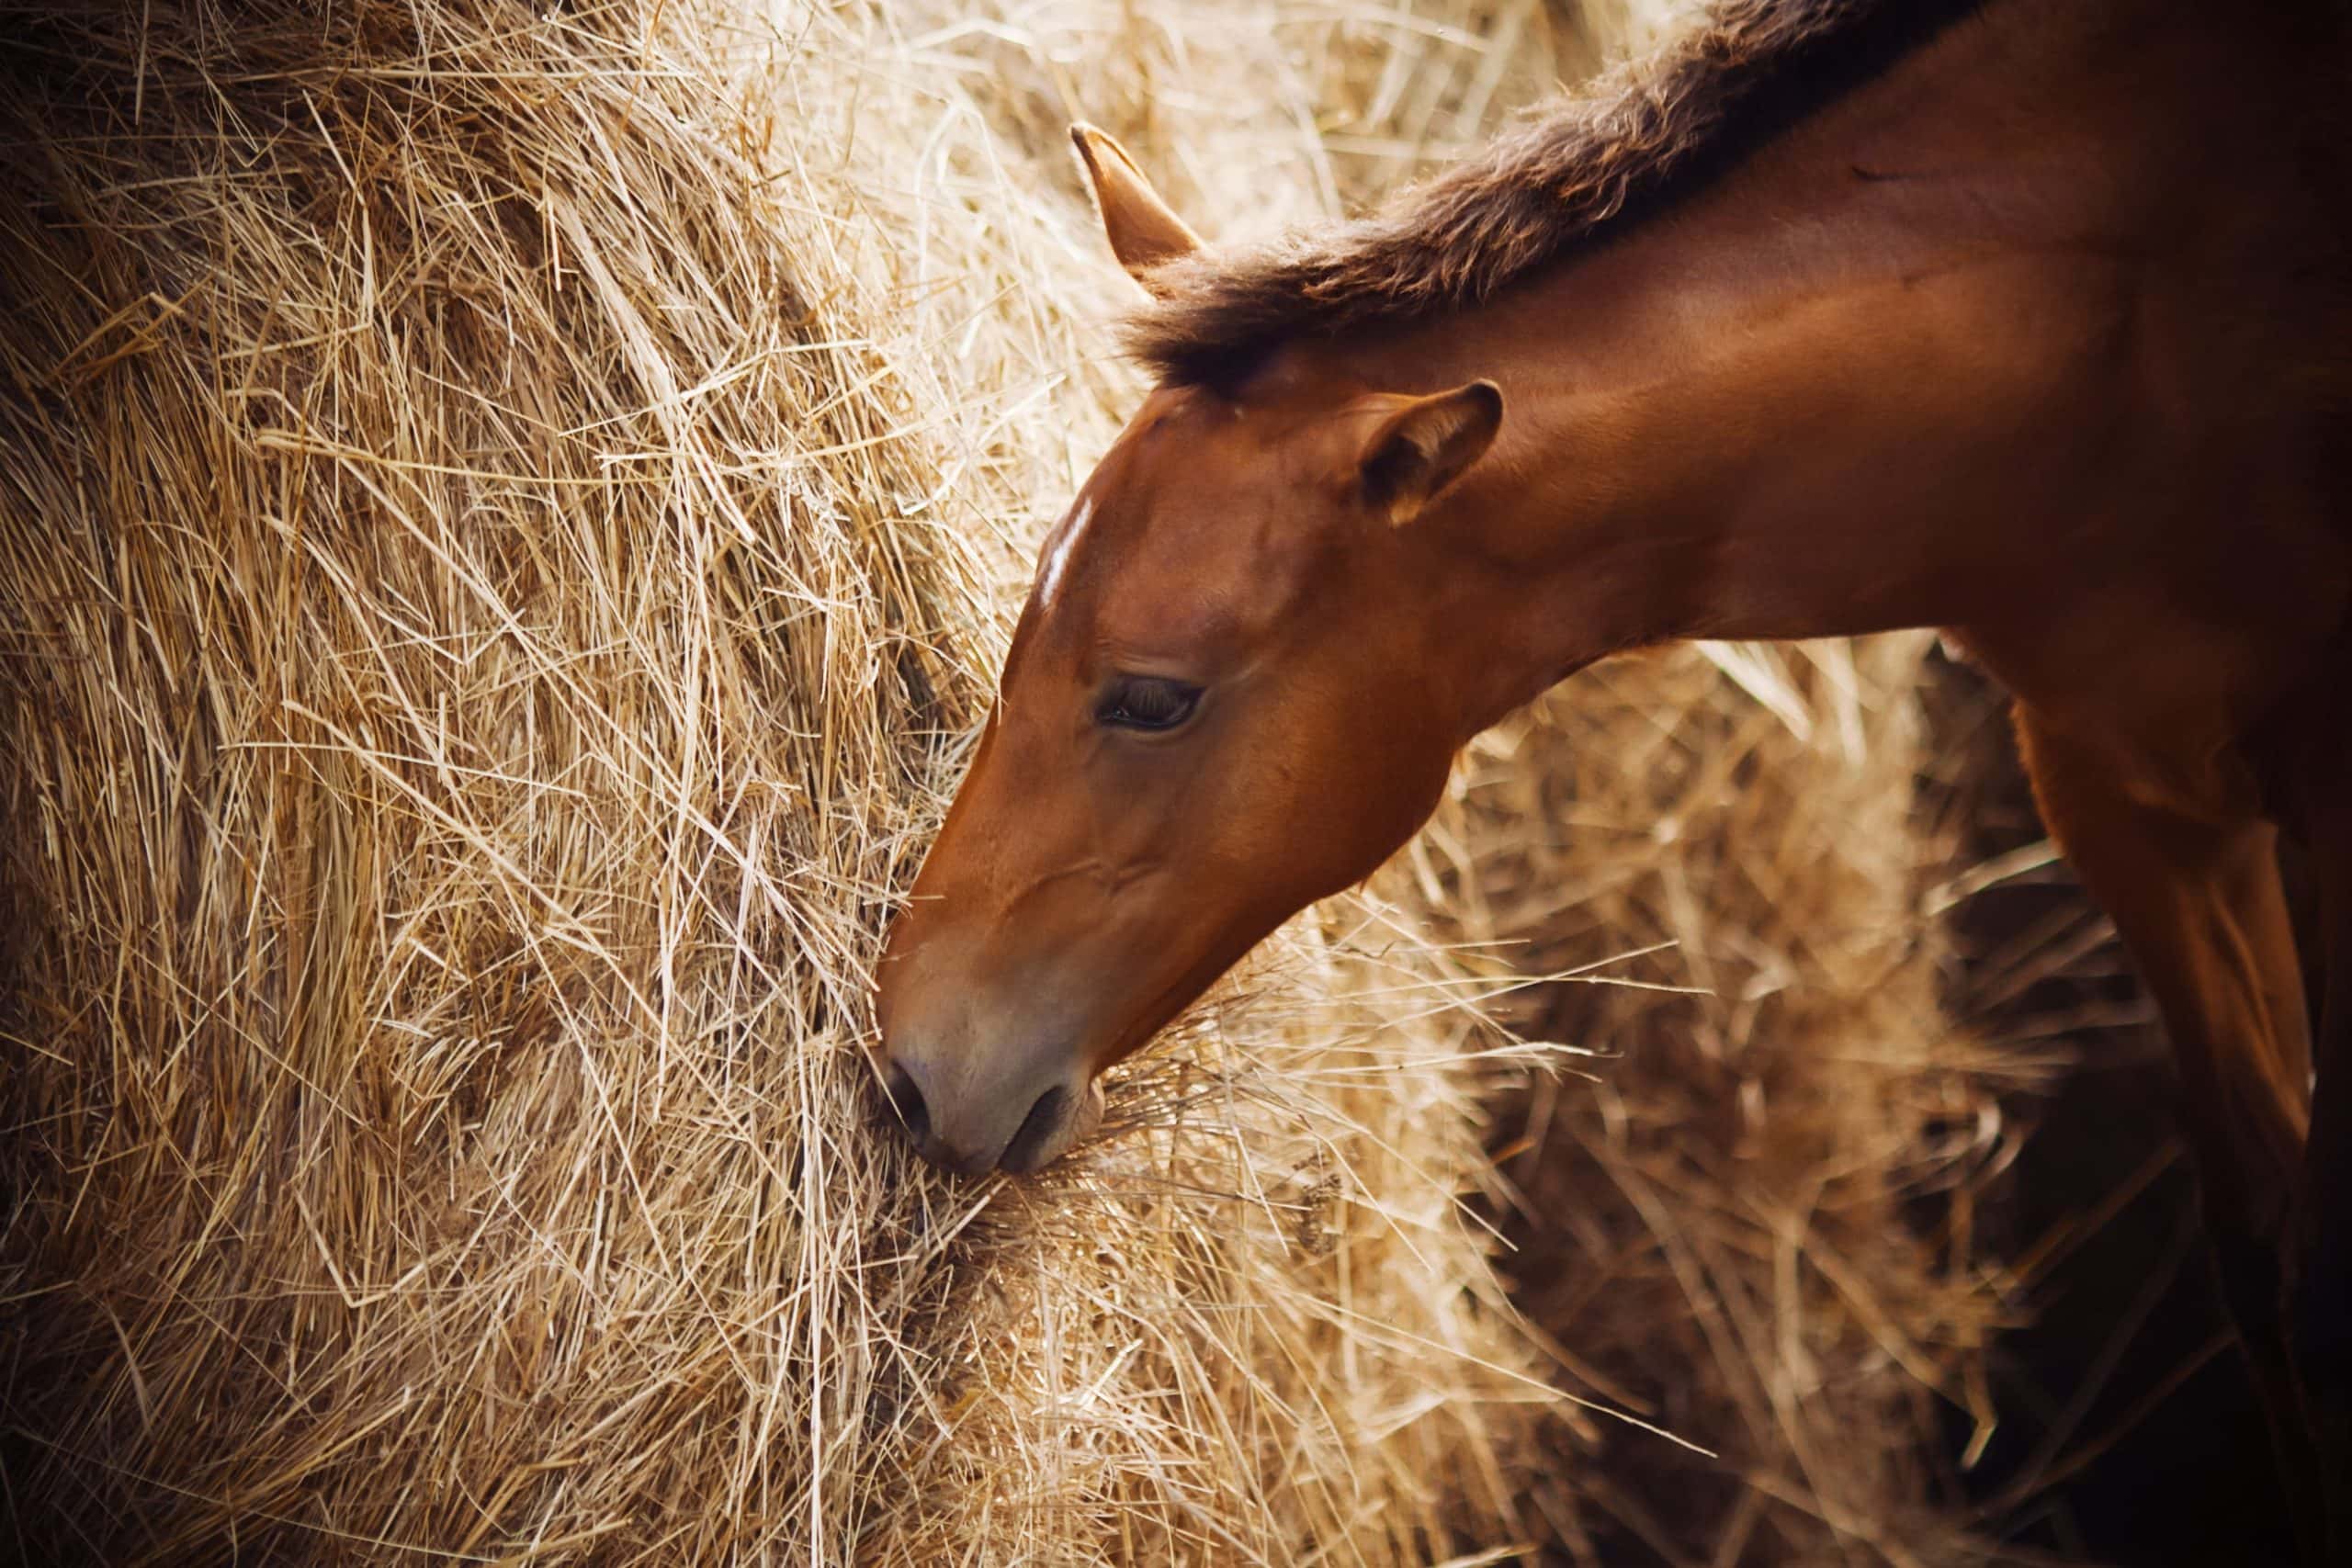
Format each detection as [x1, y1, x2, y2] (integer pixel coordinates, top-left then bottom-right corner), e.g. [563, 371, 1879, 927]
[873, 0, 2352, 1553]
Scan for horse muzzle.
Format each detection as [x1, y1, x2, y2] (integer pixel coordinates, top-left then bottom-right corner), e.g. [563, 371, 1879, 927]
[876, 1036, 1106, 1175]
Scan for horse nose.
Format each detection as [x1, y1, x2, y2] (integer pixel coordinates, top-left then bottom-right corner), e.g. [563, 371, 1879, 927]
[997, 1082, 1075, 1174]
[879, 1051, 973, 1173]
[879, 1055, 932, 1149]
[876, 1049, 999, 1175]
[875, 1046, 1094, 1175]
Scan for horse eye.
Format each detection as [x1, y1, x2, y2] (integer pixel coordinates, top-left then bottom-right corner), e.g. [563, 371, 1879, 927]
[1096, 676, 1202, 732]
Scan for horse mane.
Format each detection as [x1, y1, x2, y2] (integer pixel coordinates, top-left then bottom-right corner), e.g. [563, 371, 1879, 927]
[1124, 0, 1987, 386]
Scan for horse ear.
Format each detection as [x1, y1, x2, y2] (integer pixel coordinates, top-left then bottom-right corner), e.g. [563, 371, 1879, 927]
[1070, 123, 1202, 292]
[1355, 381, 1504, 525]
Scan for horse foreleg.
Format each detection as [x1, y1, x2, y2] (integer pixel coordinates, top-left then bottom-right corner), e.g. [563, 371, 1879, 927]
[2296, 793, 2352, 1563]
[2015, 708, 2322, 1560]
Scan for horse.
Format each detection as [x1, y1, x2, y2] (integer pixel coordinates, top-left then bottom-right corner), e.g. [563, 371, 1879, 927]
[871, 0, 2352, 1554]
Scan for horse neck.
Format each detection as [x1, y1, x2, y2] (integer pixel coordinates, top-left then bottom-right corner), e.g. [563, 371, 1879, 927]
[1312, 0, 2336, 740]
[1343, 229, 2083, 737]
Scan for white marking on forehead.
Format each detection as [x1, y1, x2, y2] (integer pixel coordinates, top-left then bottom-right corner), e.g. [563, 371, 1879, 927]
[1035, 497, 1094, 610]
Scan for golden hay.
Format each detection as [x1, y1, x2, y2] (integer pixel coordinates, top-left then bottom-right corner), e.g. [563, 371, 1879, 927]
[0, 2, 1557, 1561]
[1426, 641, 2041, 1564]
[0, 0, 2026, 1562]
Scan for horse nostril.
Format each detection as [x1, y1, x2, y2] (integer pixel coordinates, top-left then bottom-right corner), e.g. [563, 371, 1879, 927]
[882, 1057, 930, 1145]
[998, 1083, 1070, 1173]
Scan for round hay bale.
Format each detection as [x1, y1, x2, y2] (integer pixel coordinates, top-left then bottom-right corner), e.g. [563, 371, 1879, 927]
[0, 2, 1556, 1561]
[1428, 640, 2036, 1563]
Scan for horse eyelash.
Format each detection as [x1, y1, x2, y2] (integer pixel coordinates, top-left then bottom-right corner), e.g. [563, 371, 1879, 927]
[1097, 677, 1200, 730]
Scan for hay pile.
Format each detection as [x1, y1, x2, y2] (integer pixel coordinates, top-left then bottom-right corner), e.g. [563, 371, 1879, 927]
[0, 2, 1553, 1560]
[1423, 641, 2039, 1562]
[0, 0, 2026, 1562]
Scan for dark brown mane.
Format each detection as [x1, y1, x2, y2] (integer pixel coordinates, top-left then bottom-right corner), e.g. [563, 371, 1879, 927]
[1125, 0, 1987, 386]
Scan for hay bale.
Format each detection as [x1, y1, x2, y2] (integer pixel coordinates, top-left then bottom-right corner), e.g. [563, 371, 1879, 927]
[0, 2, 1554, 1561]
[0, 0, 2028, 1562]
[1424, 639, 2038, 1563]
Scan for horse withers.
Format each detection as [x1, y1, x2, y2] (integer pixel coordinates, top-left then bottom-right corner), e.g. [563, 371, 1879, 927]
[874, 0, 2352, 1555]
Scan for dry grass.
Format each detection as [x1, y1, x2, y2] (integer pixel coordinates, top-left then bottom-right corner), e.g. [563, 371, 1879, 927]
[0, 0, 2031, 1562]
[0, 2, 1569, 1561]
[1422, 640, 2049, 1565]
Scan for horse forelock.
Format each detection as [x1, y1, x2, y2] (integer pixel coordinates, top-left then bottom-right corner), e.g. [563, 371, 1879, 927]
[1120, 0, 1990, 388]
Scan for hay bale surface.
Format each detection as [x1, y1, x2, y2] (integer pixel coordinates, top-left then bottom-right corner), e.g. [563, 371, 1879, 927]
[1426, 641, 2037, 1563]
[1, 0, 2023, 1562]
[0, 3, 1550, 1561]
